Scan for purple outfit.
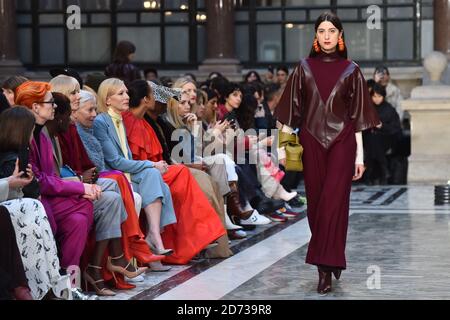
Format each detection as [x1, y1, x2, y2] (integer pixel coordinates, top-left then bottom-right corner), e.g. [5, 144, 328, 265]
[29, 131, 94, 269]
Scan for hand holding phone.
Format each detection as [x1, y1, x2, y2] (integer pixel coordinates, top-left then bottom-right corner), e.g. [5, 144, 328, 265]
[7, 159, 33, 189]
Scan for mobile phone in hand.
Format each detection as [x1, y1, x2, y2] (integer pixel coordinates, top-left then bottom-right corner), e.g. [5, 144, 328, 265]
[18, 146, 30, 178]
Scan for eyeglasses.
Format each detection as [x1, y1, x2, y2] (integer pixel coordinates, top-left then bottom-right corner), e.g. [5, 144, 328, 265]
[37, 100, 56, 107]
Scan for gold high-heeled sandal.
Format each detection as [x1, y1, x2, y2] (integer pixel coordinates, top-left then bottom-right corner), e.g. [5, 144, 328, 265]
[83, 265, 116, 296]
[106, 254, 148, 283]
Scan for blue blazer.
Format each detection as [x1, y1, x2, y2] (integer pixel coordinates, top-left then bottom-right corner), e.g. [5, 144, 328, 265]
[93, 112, 154, 174]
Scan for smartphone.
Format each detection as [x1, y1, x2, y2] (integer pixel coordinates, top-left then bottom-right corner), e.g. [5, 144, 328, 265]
[228, 119, 237, 130]
[18, 146, 30, 178]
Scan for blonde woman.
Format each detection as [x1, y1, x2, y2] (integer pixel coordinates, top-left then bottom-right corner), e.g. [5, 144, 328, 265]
[49, 75, 81, 119]
[94, 78, 176, 258]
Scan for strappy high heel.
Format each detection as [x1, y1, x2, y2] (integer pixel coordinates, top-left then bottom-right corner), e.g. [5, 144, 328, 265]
[83, 265, 116, 296]
[106, 254, 148, 284]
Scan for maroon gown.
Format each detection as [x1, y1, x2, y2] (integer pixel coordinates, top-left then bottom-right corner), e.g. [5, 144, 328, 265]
[275, 51, 380, 270]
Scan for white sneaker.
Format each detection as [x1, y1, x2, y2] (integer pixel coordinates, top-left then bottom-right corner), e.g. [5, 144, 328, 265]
[225, 212, 243, 230]
[240, 210, 272, 225]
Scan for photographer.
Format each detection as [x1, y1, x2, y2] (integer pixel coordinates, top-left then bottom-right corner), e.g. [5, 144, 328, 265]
[373, 65, 404, 122]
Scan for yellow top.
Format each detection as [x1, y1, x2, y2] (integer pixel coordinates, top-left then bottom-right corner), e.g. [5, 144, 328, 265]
[108, 108, 131, 182]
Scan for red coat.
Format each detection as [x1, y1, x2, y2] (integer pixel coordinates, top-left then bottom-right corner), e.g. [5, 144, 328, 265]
[123, 111, 226, 264]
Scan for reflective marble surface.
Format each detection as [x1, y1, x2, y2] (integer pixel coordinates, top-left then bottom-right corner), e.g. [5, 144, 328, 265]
[99, 185, 450, 300]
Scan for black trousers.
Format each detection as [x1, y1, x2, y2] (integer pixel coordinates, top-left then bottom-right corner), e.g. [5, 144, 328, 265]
[0, 206, 28, 300]
[235, 164, 261, 206]
[281, 169, 303, 192]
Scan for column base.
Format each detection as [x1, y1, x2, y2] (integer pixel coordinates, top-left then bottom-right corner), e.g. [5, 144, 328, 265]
[0, 59, 26, 80]
[407, 154, 450, 184]
[198, 58, 243, 82]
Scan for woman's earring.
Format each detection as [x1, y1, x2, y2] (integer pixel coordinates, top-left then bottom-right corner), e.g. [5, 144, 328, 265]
[338, 37, 345, 51]
[313, 38, 321, 53]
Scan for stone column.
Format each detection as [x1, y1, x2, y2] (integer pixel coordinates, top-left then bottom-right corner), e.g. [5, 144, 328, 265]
[402, 51, 450, 183]
[198, 0, 242, 80]
[434, 0, 450, 58]
[0, 0, 24, 79]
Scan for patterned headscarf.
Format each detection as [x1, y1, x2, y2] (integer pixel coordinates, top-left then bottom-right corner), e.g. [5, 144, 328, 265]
[148, 81, 182, 104]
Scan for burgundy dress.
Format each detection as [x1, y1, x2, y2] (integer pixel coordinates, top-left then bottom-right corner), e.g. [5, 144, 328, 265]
[275, 51, 380, 270]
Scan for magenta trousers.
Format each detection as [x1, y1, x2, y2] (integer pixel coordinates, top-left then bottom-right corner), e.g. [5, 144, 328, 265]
[42, 197, 94, 269]
[299, 124, 356, 270]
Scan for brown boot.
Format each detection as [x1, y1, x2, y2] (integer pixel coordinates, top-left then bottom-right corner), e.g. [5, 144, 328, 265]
[226, 182, 253, 220]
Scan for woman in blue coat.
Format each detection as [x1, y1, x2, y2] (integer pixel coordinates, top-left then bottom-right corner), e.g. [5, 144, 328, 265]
[94, 78, 176, 256]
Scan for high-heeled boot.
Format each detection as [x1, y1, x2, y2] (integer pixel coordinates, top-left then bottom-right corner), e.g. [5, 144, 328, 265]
[226, 182, 253, 221]
[317, 266, 332, 295]
[332, 268, 342, 280]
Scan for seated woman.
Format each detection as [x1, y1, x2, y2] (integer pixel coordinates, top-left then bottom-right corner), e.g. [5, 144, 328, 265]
[15, 82, 146, 297]
[51, 75, 143, 214]
[55, 91, 167, 273]
[144, 83, 246, 242]
[50, 83, 164, 274]
[161, 91, 272, 227]
[0, 107, 70, 300]
[125, 80, 233, 258]
[93, 78, 225, 264]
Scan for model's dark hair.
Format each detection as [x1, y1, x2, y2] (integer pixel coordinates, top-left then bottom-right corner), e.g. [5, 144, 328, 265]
[309, 12, 348, 59]
[113, 41, 136, 64]
[0, 106, 35, 152]
[128, 79, 151, 108]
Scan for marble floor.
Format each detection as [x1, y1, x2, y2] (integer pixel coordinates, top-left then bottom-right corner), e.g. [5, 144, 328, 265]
[100, 185, 450, 300]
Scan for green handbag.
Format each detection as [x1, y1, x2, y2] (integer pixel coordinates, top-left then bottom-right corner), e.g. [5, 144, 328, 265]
[278, 129, 303, 172]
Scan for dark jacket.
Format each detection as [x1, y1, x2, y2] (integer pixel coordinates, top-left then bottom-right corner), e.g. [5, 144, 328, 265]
[105, 63, 141, 85]
[275, 52, 380, 149]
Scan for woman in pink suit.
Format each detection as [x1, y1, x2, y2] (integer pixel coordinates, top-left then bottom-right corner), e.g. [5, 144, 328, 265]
[15, 81, 95, 272]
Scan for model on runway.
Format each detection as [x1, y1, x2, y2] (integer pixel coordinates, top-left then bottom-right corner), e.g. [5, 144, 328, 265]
[275, 12, 381, 295]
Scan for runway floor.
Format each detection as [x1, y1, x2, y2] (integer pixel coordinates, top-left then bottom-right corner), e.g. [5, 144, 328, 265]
[99, 185, 450, 300]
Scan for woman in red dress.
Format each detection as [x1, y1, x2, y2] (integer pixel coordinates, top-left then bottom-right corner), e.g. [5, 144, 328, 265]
[275, 12, 380, 295]
[122, 80, 228, 264]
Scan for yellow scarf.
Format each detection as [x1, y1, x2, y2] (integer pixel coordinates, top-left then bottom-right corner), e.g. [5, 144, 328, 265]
[108, 108, 131, 182]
